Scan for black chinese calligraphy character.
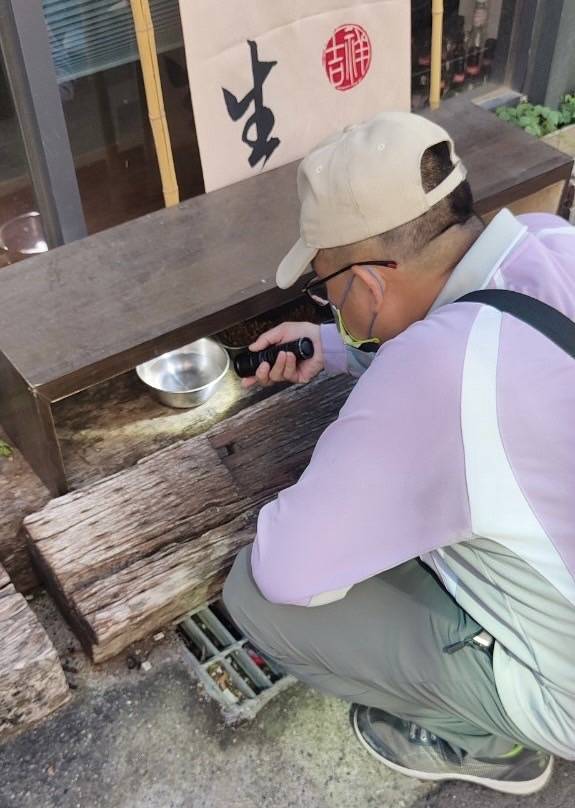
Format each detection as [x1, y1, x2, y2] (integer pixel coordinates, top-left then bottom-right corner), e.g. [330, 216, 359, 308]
[222, 39, 280, 168]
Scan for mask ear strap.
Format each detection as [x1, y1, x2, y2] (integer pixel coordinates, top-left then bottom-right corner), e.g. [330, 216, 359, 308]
[338, 274, 355, 310]
[363, 268, 384, 339]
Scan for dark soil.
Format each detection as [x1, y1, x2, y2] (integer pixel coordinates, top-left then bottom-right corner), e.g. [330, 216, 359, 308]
[217, 298, 330, 348]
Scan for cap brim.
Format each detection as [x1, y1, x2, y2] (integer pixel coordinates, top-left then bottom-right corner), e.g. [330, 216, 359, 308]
[276, 239, 317, 289]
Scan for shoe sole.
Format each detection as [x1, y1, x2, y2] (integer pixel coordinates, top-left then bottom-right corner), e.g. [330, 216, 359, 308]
[352, 709, 554, 796]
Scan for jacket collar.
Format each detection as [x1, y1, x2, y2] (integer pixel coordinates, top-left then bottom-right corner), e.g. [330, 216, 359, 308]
[429, 208, 528, 313]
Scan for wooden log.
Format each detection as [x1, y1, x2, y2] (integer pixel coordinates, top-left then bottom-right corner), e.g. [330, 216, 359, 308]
[0, 428, 49, 593]
[71, 517, 256, 662]
[0, 563, 69, 739]
[208, 375, 350, 503]
[27, 435, 252, 592]
[0, 359, 275, 594]
[25, 375, 352, 662]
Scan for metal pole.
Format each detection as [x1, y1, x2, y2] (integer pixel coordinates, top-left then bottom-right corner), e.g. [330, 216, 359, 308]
[130, 0, 179, 207]
[429, 0, 444, 110]
[0, 0, 87, 248]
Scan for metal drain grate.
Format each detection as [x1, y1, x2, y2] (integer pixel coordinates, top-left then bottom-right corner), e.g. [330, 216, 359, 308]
[178, 600, 294, 719]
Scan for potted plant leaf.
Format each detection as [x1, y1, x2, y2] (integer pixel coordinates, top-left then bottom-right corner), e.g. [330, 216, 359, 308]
[496, 94, 575, 157]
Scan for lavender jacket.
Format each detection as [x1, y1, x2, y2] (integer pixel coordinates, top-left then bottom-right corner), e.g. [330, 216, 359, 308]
[251, 209, 575, 757]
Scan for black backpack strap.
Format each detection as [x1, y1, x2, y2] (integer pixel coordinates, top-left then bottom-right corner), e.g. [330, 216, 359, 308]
[456, 289, 575, 361]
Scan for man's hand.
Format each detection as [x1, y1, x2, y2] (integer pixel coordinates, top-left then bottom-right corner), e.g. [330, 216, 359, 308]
[241, 321, 324, 388]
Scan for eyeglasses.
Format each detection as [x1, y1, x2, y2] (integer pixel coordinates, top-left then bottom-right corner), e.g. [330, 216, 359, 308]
[303, 260, 398, 307]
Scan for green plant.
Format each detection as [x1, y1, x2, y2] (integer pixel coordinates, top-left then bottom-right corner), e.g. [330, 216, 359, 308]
[0, 439, 12, 458]
[496, 93, 575, 138]
[559, 93, 575, 126]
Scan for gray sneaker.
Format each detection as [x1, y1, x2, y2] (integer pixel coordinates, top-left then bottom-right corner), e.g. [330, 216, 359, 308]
[351, 705, 553, 795]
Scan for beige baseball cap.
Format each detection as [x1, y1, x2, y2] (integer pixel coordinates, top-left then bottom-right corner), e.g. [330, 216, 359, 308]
[276, 111, 467, 289]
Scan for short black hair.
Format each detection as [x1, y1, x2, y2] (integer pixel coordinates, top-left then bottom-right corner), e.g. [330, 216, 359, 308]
[380, 141, 475, 256]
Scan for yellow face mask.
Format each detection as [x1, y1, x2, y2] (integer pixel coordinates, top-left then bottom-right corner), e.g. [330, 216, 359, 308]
[331, 303, 381, 352]
[304, 261, 395, 352]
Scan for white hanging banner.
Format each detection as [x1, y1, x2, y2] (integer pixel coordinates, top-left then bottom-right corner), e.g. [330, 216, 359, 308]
[178, 1, 411, 191]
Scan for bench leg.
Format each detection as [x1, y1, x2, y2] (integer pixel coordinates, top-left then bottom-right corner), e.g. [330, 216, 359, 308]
[0, 352, 67, 496]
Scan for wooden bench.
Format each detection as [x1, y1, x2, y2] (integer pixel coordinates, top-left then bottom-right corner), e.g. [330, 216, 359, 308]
[0, 98, 572, 497]
[0, 563, 69, 739]
[25, 375, 353, 662]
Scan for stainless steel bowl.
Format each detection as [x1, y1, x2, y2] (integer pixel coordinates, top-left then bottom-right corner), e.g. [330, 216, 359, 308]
[136, 338, 230, 409]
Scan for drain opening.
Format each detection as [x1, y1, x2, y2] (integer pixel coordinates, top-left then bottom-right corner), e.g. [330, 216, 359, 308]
[178, 600, 293, 717]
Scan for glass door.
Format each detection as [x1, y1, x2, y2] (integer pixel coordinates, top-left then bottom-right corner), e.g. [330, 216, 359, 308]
[42, 0, 204, 235]
[411, 0, 517, 110]
[0, 48, 44, 267]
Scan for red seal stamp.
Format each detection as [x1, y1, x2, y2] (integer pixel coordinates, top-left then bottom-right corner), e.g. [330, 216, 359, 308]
[323, 24, 372, 92]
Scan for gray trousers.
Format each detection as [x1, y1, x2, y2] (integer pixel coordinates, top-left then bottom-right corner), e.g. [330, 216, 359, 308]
[223, 547, 536, 759]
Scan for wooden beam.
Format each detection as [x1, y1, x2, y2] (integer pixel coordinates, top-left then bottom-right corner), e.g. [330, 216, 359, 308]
[25, 375, 353, 662]
[0, 562, 69, 739]
[0, 362, 276, 594]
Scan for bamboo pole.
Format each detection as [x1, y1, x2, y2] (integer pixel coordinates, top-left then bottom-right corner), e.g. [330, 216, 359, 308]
[130, 0, 179, 206]
[429, 0, 444, 110]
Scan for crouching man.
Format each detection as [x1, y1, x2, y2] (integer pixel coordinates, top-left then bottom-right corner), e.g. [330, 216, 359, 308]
[224, 112, 575, 794]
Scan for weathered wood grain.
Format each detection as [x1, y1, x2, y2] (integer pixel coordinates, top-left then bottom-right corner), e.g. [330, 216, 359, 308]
[0, 563, 14, 595]
[209, 376, 351, 502]
[25, 375, 353, 662]
[0, 365, 277, 593]
[0, 429, 49, 593]
[0, 563, 69, 740]
[54, 361, 282, 489]
[26, 435, 251, 593]
[75, 518, 257, 662]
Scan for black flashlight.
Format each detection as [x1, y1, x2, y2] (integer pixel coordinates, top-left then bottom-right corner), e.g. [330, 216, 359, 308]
[233, 337, 315, 378]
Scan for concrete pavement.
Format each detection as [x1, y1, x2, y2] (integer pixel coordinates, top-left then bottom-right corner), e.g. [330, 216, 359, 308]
[1, 593, 574, 808]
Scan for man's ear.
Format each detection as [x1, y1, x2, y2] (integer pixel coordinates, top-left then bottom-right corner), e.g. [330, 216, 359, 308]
[352, 265, 386, 310]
